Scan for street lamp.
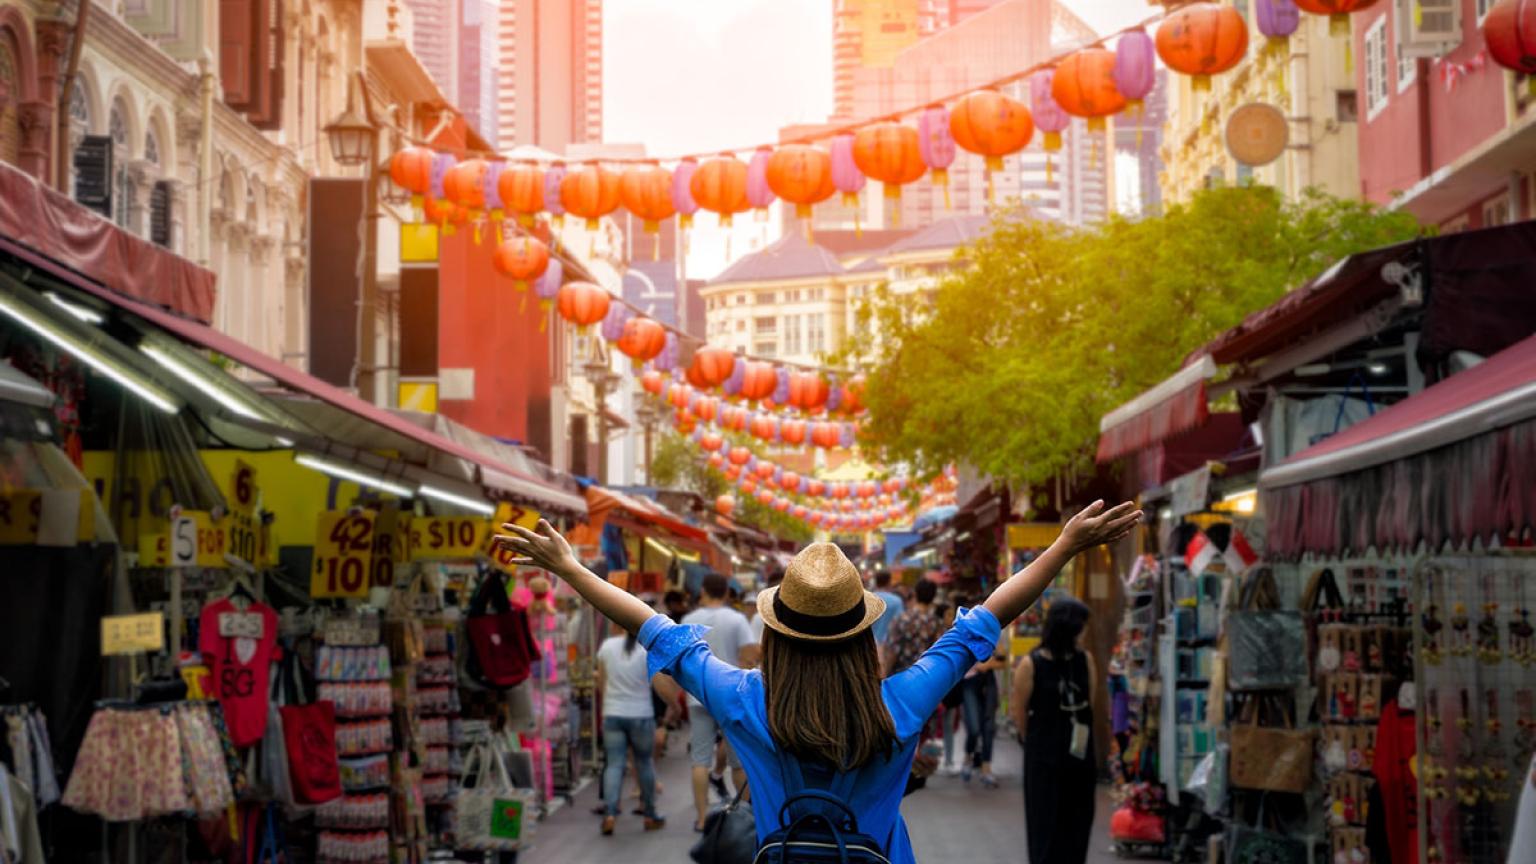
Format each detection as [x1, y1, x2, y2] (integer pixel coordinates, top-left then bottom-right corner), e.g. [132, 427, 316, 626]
[323, 102, 375, 167]
[323, 73, 384, 404]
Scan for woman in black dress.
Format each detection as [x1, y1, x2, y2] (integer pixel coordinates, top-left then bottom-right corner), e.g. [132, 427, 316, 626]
[1011, 599, 1097, 864]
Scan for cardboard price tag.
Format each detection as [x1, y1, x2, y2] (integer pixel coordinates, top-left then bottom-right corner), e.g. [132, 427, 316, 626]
[409, 516, 490, 561]
[311, 511, 375, 599]
[101, 612, 166, 655]
[218, 611, 266, 638]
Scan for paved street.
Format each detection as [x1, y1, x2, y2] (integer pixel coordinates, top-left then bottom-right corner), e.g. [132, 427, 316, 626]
[522, 729, 1126, 864]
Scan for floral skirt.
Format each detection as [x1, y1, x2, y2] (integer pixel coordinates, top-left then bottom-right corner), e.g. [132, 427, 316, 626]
[63, 703, 235, 822]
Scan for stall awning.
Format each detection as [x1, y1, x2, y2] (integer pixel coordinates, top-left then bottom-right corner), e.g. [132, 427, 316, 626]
[0, 161, 216, 323]
[71, 281, 585, 516]
[1097, 356, 1215, 462]
[1261, 332, 1536, 558]
[585, 486, 707, 543]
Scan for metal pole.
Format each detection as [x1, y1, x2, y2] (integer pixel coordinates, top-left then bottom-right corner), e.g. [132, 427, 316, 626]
[54, 0, 91, 191]
[358, 156, 380, 403]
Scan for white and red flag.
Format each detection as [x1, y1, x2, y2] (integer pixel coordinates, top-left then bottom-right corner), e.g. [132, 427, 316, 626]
[1185, 531, 1218, 574]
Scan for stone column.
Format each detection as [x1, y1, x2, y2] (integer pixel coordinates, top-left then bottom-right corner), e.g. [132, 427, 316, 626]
[32, 18, 70, 185]
[284, 252, 307, 369]
[249, 232, 278, 355]
[126, 159, 158, 237]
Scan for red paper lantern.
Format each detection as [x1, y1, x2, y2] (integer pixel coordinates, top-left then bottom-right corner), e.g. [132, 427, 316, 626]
[390, 147, 435, 209]
[641, 370, 665, 395]
[559, 163, 623, 230]
[693, 396, 719, 422]
[807, 479, 827, 497]
[443, 158, 490, 214]
[766, 144, 837, 220]
[619, 163, 677, 232]
[781, 471, 800, 491]
[857, 481, 878, 499]
[708, 452, 725, 469]
[556, 281, 611, 328]
[492, 236, 550, 290]
[755, 461, 776, 481]
[792, 505, 808, 519]
[716, 494, 735, 516]
[741, 478, 757, 495]
[830, 483, 850, 500]
[690, 347, 737, 388]
[1485, 0, 1536, 74]
[728, 447, 752, 466]
[498, 163, 545, 225]
[852, 122, 926, 202]
[883, 478, 903, 494]
[757, 490, 775, 505]
[1155, 3, 1250, 91]
[722, 406, 749, 432]
[667, 384, 691, 408]
[1051, 49, 1128, 131]
[1292, 0, 1380, 34]
[725, 465, 741, 480]
[750, 414, 778, 440]
[788, 372, 831, 411]
[841, 375, 866, 414]
[700, 433, 724, 452]
[773, 498, 790, 512]
[422, 195, 455, 229]
[781, 419, 807, 446]
[811, 422, 841, 449]
[617, 318, 667, 365]
[690, 154, 751, 227]
[739, 361, 778, 401]
[949, 89, 1036, 171]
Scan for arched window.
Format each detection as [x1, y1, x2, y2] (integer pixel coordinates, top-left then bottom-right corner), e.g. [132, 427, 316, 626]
[109, 99, 134, 230]
[0, 40, 19, 166]
[144, 127, 159, 167]
[67, 79, 89, 197]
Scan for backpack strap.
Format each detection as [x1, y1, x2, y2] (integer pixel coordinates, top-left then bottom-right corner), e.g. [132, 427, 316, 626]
[773, 747, 860, 829]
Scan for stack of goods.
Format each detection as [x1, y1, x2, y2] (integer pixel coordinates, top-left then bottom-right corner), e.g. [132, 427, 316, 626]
[317, 613, 393, 864]
[416, 599, 464, 839]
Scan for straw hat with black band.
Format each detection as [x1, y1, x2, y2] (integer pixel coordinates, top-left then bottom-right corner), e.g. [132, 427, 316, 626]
[756, 542, 886, 643]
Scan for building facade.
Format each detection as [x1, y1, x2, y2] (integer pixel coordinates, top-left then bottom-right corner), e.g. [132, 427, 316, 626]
[1353, 0, 1530, 231]
[1160, 4, 1359, 205]
[495, 0, 602, 153]
[458, 0, 498, 146]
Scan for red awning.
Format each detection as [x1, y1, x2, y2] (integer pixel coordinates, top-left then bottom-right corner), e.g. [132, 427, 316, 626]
[70, 279, 585, 515]
[1096, 356, 1215, 462]
[1260, 332, 1536, 558]
[0, 160, 216, 323]
[586, 486, 708, 543]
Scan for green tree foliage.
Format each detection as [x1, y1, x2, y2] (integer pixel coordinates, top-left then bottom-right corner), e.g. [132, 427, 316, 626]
[649, 429, 813, 543]
[849, 186, 1424, 489]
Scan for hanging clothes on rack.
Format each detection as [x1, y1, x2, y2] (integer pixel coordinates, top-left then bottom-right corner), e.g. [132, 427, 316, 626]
[0, 706, 57, 810]
[0, 764, 45, 864]
[61, 702, 234, 822]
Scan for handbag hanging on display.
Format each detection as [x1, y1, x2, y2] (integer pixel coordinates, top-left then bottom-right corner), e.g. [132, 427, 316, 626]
[1227, 794, 1308, 864]
[276, 651, 342, 805]
[465, 571, 542, 690]
[1227, 567, 1308, 692]
[1228, 695, 1313, 795]
[690, 782, 756, 864]
[456, 741, 536, 852]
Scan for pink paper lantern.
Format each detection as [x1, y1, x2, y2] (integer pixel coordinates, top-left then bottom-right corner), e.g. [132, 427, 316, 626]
[672, 157, 700, 228]
[1113, 29, 1157, 105]
[483, 161, 505, 219]
[1030, 70, 1071, 156]
[830, 133, 865, 207]
[1255, 0, 1301, 41]
[543, 163, 567, 223]
[747, 147, 776, 211]
[917, 105, 957, 207]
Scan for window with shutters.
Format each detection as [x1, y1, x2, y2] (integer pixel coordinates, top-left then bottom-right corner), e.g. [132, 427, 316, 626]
[109, 102, 136, 231]
[1476, 0, 1494, 23]
[1365, 18, 1389, 121]
[0, 42, 18, 167]
[1394, 0, 1417, 92]
[221, 0, 255, 108]
[1482, 196, 1511, 228]
[150, 180, 172, 247]
[68, 81, 90, 198]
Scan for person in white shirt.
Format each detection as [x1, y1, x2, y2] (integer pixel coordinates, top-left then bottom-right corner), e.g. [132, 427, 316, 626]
[681, 572, 760, 831]
[595, 631, 678, 836]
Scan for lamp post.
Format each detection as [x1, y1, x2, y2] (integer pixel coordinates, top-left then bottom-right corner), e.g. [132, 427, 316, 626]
[581, 349, 621, 485]
[635, 398, 664, 484]
[324, 72, 383, 404]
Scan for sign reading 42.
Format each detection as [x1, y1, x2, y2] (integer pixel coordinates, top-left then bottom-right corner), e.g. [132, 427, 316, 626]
[311, 511, 375, 599]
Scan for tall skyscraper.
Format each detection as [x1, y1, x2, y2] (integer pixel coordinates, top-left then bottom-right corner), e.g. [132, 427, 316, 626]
[832, 0, 940, 119]
[459, 0, 499, 144]
[495, 0, 603, 154]
[404, 0, 459, 97]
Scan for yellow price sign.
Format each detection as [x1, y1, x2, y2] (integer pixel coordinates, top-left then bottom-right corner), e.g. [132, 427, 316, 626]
[139, 529, 170, 567]
[101, 612, 166, 655]
[226, 509, 260, 567]
[0, 489, 93, 545]
[409, 516, 491, 561]
[171, 510, 228, 568]
[311, 511, 375, 598]
[488, 503, 542, 575]
[229, 459, 259, 514]
[369, 505, 411, 591]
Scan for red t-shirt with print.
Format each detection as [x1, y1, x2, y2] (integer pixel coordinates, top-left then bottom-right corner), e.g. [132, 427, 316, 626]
[198, 598, 278, 747]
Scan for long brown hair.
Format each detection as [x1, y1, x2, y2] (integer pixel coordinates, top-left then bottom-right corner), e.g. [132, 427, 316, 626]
[761, 628, 897, 770]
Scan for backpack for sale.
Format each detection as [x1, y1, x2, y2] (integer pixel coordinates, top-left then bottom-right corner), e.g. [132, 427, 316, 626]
[753, 751, 891, 864]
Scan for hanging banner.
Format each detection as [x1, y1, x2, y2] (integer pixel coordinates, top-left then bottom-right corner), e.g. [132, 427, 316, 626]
[409, 515, 491, 561]
[312, 510, 375, 598]
[101, 612, 165, 655]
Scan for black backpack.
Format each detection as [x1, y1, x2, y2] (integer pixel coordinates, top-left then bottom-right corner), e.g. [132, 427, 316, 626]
[754, 752, 892, 864]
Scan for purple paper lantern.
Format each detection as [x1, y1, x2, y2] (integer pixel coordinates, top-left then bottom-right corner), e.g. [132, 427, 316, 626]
[672, 158, 700, 229]
[601, 302, 632, 342]
[772, 367, 791, 405]
[543, 163, 567, 224]
[535, 257, 563, 302]
[1113, 30, 1157, 105]
[1255, 0, 1301, 41]
[653, 332, 679, 373]
[429, 153, 457, 200]
[830, 133, 865, 207]
[483, 161, 506, 220]
[917, 105, 957, 205]
[824, 374, 842, 413]
[747, 147, 776, 211]
[722, 357, 745, 397]
[839, 423, 855, 448]
[1030, 71, 1070, 152]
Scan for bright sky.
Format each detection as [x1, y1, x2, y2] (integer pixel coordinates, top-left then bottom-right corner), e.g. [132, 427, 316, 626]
[602, 0, 1150, 276]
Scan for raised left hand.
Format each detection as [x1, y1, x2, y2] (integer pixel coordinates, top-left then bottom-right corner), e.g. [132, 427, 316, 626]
[1060, 500, 1143, 553]
[493, 519, 580, 579]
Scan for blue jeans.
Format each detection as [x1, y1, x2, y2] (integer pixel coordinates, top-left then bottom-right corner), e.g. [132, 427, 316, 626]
[962, 674, 998, 767]
[603, 716, 658, 818]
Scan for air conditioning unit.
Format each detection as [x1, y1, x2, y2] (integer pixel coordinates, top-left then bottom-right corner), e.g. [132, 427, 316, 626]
[1400, 0, 1462, 59]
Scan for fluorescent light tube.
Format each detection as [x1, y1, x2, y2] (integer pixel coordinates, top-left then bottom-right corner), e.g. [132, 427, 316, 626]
[45, 292, 105, 324]
[140, 344, 268, 420]
[417, 484, 496, 516]
[0, 293, 179, 414]
[295, 453, 414, 497]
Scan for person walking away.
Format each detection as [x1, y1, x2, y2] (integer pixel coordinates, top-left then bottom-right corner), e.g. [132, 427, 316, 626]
[870, 571, 905, 668]
[961, 634, 1008, 787]
[595, 630, 678, 834]
[750, 568, 785, 644]
[885, 578, 943, 676]
[681, 572, 760, 831]
[497, 499, 1140, 864]
[1012, 599, 1098, 864]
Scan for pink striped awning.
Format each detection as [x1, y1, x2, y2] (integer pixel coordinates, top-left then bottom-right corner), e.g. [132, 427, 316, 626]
[1096, 356, 1216, 462]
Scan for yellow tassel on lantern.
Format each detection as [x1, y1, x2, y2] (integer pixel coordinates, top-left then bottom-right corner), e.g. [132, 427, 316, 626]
[933, 169, 950, 211]
[1192, 75, 1211, 93]
[410, 193, 424, 223]
[1329, 13, 1349, 36]
[538, 300, 552, 332]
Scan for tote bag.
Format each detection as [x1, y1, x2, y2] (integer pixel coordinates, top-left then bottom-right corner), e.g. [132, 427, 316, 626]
[1227, 568, 1307, 692]
[466, 572, 541, 689]
[456, 742, 536, 852]
[275, 653, 341, 805]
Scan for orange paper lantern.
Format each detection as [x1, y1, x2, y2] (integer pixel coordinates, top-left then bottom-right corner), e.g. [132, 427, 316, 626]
[492, 236, 551, 290]
[497, 163, 545, 225]
[716, 495, 736, 516]
[788, 372, 831, 412]
[1051, 49, 1128, 132]
[1293, 0, 1379, 34]
[390, 147, 434, 211]
[689, 347, 737, 388]
[443, 158, 489, 214]
[559, 163, 622, 230]
[701, 433, 724, 452]
[766, 145, 837, 220]
[1156, 3, 1250, 91]
[727, 446, 752, 466]
[555, 281, 611, 329]
[852, 122, 926, 201]
[949, 90, 1035, 170]
[690, 154, 751, 227]
[616, 317, 667, 365]
[421, 195, 455, 230]
[739, 361, 778, 402]
[641, 370, 665, 395]
[781, 419, 807, 446]
[619, 164, 676, 233]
